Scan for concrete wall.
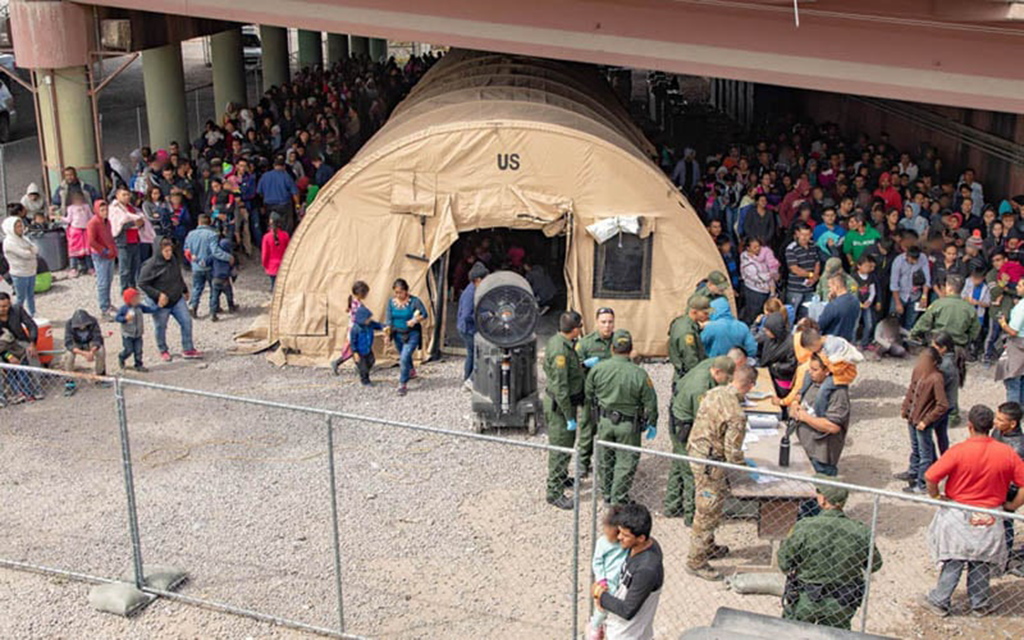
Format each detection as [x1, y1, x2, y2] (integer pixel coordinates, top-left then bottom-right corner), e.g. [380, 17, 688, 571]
[799, 90, 1024, 199]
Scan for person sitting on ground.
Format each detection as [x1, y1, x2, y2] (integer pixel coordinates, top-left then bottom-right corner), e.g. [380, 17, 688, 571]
[593, 503, 664, 640]
[0, 326, 42, 405]
[701, 297, 757, 358]
[921, 405, 1024, 618]
[61, 309, 109, 396]
[778, 478, 882, 630]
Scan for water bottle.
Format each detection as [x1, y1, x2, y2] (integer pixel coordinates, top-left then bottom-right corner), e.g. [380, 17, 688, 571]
[779, 434, 791, 467]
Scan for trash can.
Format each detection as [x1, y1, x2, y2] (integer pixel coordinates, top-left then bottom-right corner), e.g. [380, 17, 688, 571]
[27, 228, 69, 273]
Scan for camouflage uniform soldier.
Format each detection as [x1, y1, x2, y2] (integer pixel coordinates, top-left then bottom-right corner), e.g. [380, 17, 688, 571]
[664, 355, 735, 523]
[585, 329, 658, 505]
[575, 307, 616, 476]
[543, 311, 585, 510]
[778, 479, 883, 629]
[686, 365, 758, 580]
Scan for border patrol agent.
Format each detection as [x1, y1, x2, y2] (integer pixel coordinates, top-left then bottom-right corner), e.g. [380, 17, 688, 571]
[543, 311, 585, 510]
[575, 306, 616, 477]
[668, 295, 710, 385]
[664, 356, 735, 524]
[686, 365, 757, 581]
[778, 477, 883, 629]
[585, 329, 658, 505]
[689, 270, 730, 307]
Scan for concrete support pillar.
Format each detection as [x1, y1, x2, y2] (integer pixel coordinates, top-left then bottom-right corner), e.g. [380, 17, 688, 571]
[326, 33, 349, 66]
[297, 30, 323, 69]
[142, 43, 188, 153]
[369, 38, 388, 62]
[259, 25, 289, 92]
[350, 36, 369, 57]
[36, 67, 99, 192]
[211, 28, 246, 121]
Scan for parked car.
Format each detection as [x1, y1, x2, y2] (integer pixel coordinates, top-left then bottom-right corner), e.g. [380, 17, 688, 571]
[242, 26, 262, 68]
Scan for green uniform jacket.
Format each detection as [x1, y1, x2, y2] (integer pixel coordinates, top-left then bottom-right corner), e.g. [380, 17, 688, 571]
[909, 295, 981, 346]
[584, 355, 658, 424]
[668, 314, 706, 382]
[543, 333, 585, 423]
[687, 384, 746, 464]
[576, 331, 613, 365]
[671, 360, 720, 423]
[778, 510, 883, 584]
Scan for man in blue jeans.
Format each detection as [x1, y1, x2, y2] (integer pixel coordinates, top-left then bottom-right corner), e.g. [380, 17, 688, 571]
[457, 262, 488, 390]
[138, 238, 202, 362]
[784, 222, 820, 320]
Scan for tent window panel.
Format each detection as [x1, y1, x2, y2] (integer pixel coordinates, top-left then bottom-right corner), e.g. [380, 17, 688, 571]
[592, 233, 652, 300]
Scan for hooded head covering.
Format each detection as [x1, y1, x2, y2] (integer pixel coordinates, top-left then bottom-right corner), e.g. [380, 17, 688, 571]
[25, 182, 40, 196]
[764, 312, 788, 338]
[880, 171, 891, 184]
[93, 199, 106, 216]
[709, 296, 733, 321]
[1000, 199, 1014, 216]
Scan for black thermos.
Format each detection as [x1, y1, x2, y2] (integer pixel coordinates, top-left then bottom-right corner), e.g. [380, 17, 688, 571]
[779, 434, 791, 467]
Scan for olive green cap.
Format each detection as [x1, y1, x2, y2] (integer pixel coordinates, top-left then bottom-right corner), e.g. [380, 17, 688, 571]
[612, 329, 633, 351]
[708, 271, 730, 288]
[689, 294, 712, 311]
[815, 475, 849, 507]
[710, 356, 736, 376]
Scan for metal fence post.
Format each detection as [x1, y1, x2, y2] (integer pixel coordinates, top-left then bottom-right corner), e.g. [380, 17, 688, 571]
[113, 377, 146, 589]
[0, 144, 7, 209]
[589, 441, 599, 618]
[325, 416, 346, 633]
[859, 494, 881, 633]
[135, 106, 142, 150]
[572, 451, 581, 639]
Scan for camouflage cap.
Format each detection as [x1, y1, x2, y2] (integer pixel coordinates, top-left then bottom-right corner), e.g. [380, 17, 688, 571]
[710, 355, 736, 376]
[708, 271, 730, 288]
[814, 474, 849, 507]
[689, 294, 712, 311]
[612, 329, 633, 351]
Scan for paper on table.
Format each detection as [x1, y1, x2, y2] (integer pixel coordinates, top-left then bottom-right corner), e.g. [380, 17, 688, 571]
[747, 414, 780, 431]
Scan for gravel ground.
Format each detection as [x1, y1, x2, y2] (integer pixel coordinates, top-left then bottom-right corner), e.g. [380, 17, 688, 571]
[4, 255, 1024, 640]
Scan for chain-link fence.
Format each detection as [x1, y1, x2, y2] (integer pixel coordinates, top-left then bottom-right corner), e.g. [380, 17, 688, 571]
[0, 362, 583, 638]
[591, 440, 1024, 639]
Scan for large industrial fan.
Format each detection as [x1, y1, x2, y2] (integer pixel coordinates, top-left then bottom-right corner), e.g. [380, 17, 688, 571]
[470, 271, 541, 433]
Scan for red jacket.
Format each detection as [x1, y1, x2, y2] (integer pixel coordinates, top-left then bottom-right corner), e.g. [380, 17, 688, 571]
[261, 229, 290, 276]
[86, 207, 117, 259]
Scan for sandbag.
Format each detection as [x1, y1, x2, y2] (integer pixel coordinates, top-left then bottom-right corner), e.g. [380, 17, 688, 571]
[725, 572, 787, 596]
[88, 582, 153, 616]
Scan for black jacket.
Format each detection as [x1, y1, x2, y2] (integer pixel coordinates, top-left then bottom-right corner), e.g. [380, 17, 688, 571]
[64, 309, 103, 350]
[759, 312, 797, 393]
[139, 251, 188, 306]
[0, 303, 37, 342]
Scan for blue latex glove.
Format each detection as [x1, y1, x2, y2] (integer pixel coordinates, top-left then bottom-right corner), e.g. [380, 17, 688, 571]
[645, 425, 657, 441]
[567, 419, 577, 432]
[745, 460, 758, 468]
[583, 356, 600, 368]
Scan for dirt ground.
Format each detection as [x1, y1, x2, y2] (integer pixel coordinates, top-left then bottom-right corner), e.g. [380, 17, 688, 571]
[3, 254, 1024, 639]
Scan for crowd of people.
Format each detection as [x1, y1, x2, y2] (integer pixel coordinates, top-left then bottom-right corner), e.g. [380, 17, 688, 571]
[4, 56, 1024, 637]
[0, 52, 439, 403]
[551, 125, 1024, 638]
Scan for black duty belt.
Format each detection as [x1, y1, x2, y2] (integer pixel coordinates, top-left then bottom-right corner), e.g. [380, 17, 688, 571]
[598, 407, 636, 425]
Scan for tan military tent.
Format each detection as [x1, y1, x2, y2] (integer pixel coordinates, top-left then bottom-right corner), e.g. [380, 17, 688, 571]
[269, 50, 726, 365]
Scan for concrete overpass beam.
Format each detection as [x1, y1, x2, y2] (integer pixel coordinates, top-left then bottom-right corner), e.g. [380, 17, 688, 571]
[350, 36, 369, 57]
[260, 25, 290, 91]
[36, 67, 99, 192]
[298, 30, 323, 69]
[142, 43, 189, 153]
[327, 33, 350, 65]
[369, 37, 388, 61]
[211, 28, 247, 120]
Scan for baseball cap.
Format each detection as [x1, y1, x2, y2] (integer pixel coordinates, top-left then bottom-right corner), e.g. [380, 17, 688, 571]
[815, 474, 849, 507]
[123, 288, 140, 305]
[612, 329, 633, 351]
[689, 295, 712, 312]
[708, 271, 730, 288]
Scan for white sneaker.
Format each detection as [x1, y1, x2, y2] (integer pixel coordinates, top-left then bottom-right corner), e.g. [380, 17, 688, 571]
[463, 379, 473, 392]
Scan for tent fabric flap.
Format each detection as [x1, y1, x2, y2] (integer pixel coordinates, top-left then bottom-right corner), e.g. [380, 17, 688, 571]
[279, 292, 329, 336]
[390, 171, 437, 216]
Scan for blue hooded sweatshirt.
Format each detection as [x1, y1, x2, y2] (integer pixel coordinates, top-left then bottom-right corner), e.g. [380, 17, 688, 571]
[350, 305, 384, 356]
[701, 297, 758, 357]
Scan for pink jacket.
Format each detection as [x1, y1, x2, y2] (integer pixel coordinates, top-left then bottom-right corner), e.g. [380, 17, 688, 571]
[740, 246, 780, 294]
[261, 229, 290, 276]
[108, 200, 155, 242]
[64, 203, 93, 229]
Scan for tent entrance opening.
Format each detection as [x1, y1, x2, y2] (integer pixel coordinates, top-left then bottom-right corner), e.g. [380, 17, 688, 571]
[445, 229, 567, 349]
